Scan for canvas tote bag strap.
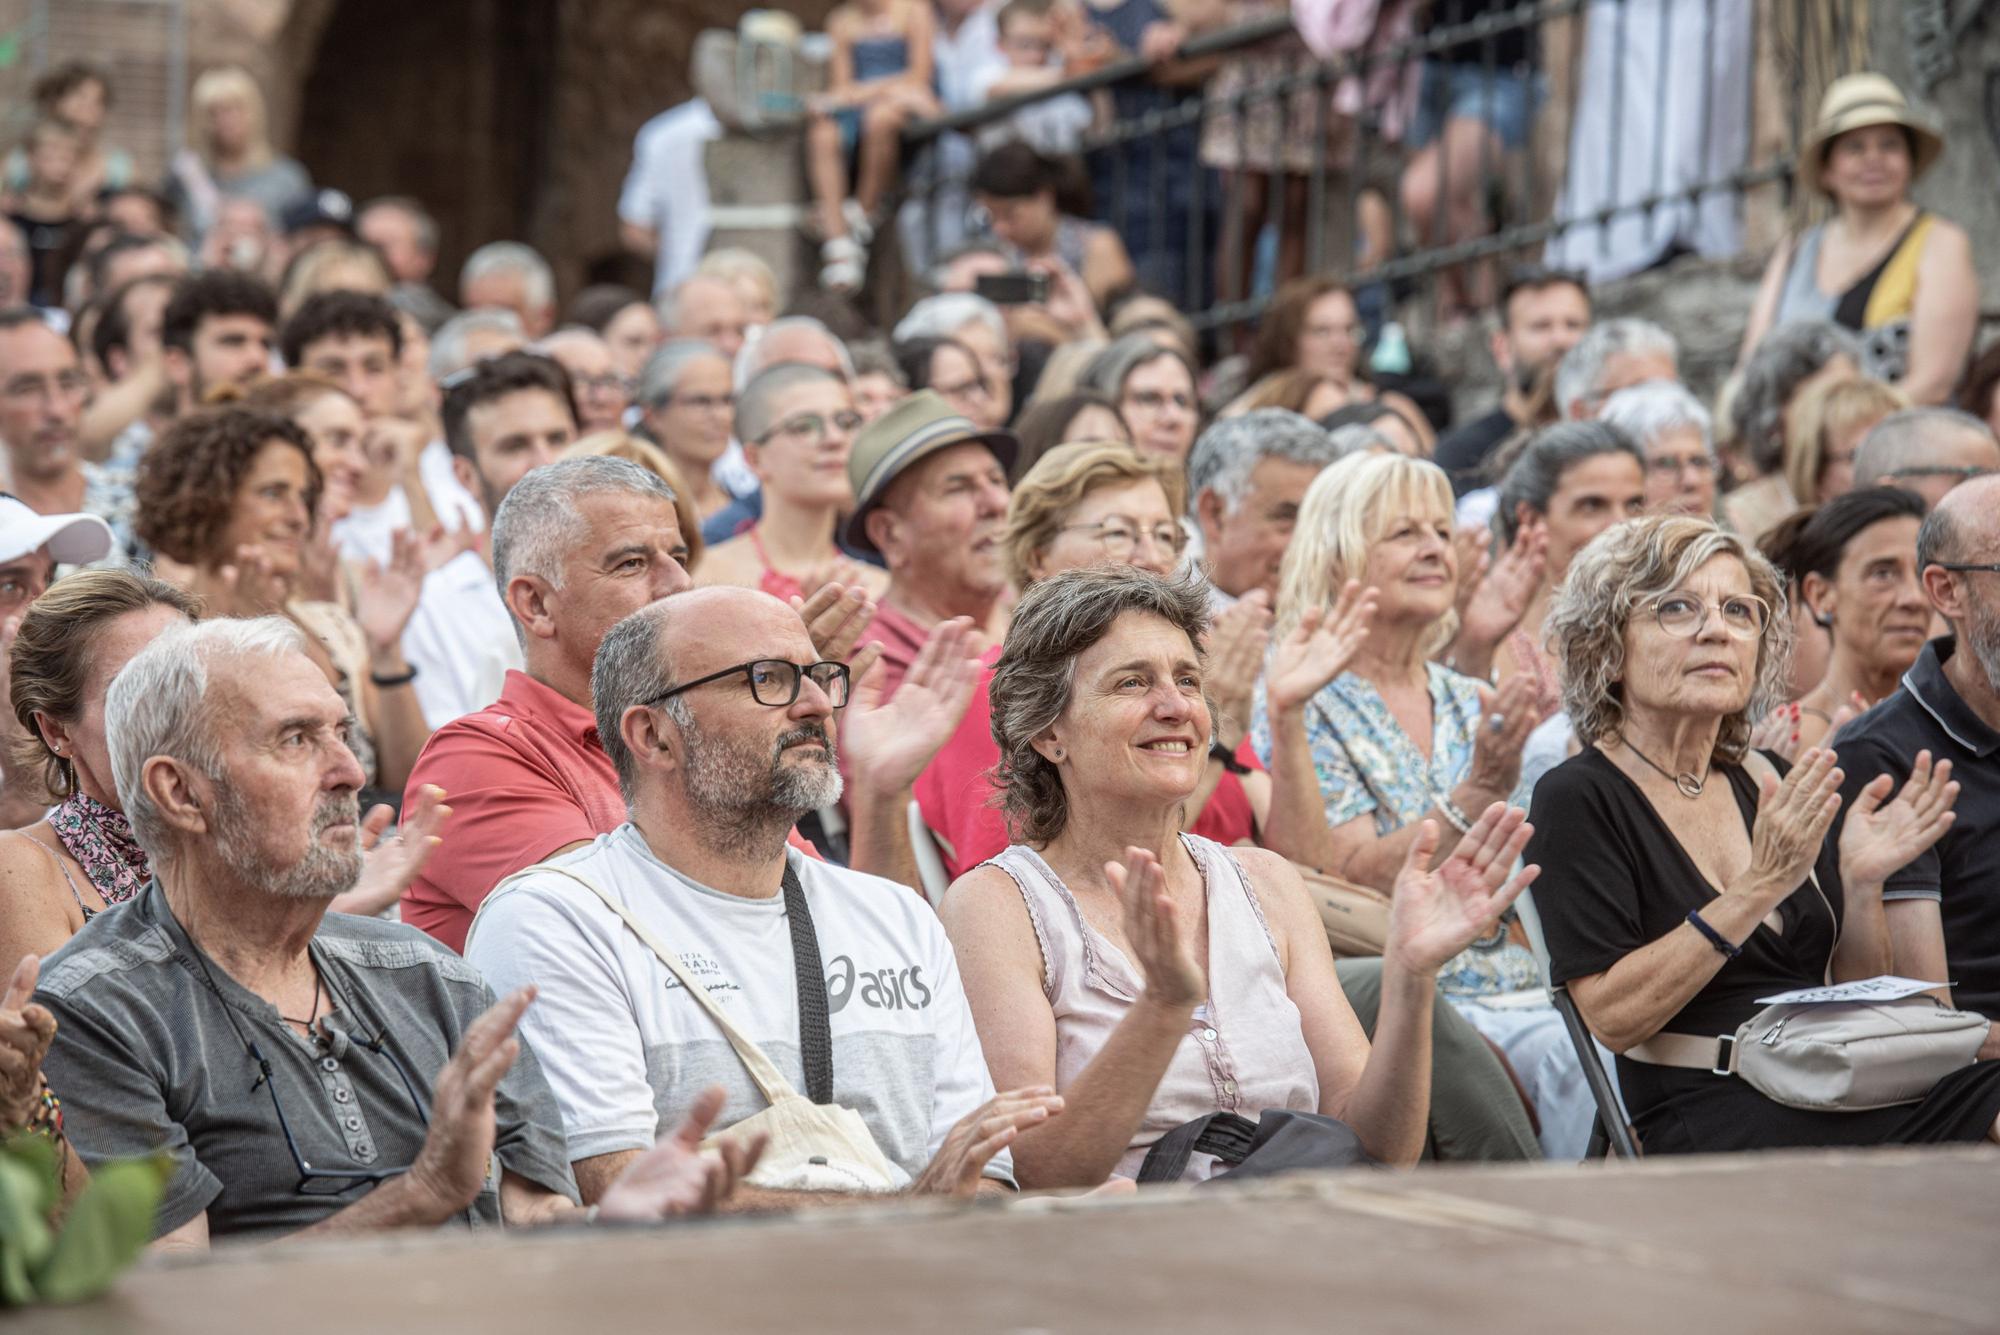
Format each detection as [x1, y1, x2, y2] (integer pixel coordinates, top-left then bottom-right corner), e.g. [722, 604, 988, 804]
[1738, 748, 1841, 985]
[490, 863, 800, 1107]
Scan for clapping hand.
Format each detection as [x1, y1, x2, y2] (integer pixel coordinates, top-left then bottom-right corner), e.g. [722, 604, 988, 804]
[1457, 524, 1546, 649]
[1387, 806, 1539, 976]
[199, 543, 289, 618]
[1108, 846, 1205, 1007]
[1741, 748, 1843, 904]
[838, 619, 983, 794]
[0, 955, 55, 1134]
[406, 986, 535, 1220]
[597, 1086, 766, 1221]
[1203, 591, 1273, 748]
[332, 784, 450, 918]
[792, 579, 879, 666]
[1464, 675, 1538, 801]
[356, 529, 428, 655]
[913, 1087, 1065, 1197]
[1265, 580, 1377, 714]
[1838, 750, 1958, 891]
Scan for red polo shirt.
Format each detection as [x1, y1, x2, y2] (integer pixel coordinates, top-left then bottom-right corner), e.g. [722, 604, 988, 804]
[403, 669, 816, 952]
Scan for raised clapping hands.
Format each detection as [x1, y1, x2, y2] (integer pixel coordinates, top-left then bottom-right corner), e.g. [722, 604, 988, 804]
[355, 529, 429, 655]
[1838, 749, 1958, 891]
[1740, 747, 1843, 902]
[1465, 675, 1538, 801]
[1203, 591, 1273, 748]
[1387, 805, 1540, 976]
[0, 955, 55, 1134]
[1108, 846, 1205, 1007]
[1456, 524, 1547, 650]
[840, 619, 984, 793]
[1265, 580, 1378, 714]
[409, 987, 760, 1223]
[791, 579, 879, 666]
[331, 784, 450, 918]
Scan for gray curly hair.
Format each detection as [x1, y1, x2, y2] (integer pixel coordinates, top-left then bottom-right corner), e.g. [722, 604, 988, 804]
[989, 565, 1214, 846]
[1548, 514, 1792, 766]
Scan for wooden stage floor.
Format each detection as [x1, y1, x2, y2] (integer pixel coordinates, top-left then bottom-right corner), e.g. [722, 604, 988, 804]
[18, 1146, 2000, 1334]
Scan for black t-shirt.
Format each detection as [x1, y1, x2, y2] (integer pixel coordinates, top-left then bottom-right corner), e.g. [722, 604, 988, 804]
[1526, 746, 1841, 1039]
[1427, 0, 1535, 69]
[1432, 407, 1517, 497]
[1828, 637, 2000, 1020]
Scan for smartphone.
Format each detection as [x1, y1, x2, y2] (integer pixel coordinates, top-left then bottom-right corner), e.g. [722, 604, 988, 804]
[975, 270, 1052, 305]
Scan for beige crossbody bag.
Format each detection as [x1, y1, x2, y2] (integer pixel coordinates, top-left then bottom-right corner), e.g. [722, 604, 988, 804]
[479, 862, 904, 1192]
[1624, 752, 1987, 1111]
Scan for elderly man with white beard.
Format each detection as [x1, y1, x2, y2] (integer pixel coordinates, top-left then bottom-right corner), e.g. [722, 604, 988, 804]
[467, 588, 1064, 1209]
[33, 617, 758, 1247]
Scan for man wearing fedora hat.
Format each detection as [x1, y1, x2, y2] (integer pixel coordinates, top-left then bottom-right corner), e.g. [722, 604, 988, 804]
[844, 390, 1017, 697]
[1741, 71, 1976, 406]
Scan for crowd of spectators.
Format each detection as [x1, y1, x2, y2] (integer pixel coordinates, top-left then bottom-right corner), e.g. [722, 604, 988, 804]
[0, 23, 1996, 1263]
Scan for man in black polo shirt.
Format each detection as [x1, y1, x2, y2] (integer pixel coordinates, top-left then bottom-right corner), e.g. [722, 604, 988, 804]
[1831, 475, 2000, 1018]
[1433, 267, 1592, 497]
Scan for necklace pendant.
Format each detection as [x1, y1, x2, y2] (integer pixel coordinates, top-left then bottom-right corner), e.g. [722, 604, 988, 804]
[1674, 773, 1705, 798]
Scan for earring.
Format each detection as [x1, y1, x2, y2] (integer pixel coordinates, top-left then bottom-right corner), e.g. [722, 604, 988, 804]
[1052, 747, 1064, 760]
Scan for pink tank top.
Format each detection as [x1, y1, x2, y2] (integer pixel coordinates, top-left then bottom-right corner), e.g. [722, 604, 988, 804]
[986, 834, 1319, 1181]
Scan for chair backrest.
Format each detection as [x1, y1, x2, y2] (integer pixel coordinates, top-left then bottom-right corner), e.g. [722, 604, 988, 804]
[907, 800, 950, 904]
[1519, 886, 1642, 1159]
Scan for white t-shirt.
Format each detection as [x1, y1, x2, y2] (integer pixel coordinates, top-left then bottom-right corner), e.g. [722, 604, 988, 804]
[465, 825, 1010, 1186]
[619, 101, 723, 298]
[400, 548, 521, 728]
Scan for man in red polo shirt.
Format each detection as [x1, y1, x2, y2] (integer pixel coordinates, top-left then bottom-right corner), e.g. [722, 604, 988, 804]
[403, 454, 977, 951]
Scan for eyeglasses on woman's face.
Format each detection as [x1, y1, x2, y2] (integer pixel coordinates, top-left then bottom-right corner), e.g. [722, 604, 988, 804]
[1058, 516, 1187, 561]
[1648, 590, 1770, 640]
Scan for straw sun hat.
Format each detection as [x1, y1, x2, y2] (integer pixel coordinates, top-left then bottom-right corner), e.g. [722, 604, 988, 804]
[1800, 73, 1945, 194]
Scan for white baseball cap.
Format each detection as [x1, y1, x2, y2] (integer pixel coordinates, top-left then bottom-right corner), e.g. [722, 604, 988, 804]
[0, 494, 114, 567]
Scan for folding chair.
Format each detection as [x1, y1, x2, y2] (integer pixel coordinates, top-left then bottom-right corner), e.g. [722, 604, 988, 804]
[907, 800, 950, 904]
[1518, 887, 1641, 1160]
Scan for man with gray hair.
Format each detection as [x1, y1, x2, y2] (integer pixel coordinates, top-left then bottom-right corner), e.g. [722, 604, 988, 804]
[659, 273, 748, 362]
[1186, 409, 1346, 607]
[1853, 407, 2000, 512]
[1553, 317, 1679, 421]
[534, 327, 631, 434]
[466, 588, 1049, 1209]
[1598, 379, 1719, 518]
[402, 454, 968, 953]
[35, 616, 756, 1244]
[460, 241, 556, 340]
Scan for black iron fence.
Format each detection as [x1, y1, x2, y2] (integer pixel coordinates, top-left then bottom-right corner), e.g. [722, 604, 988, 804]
[900, 0, 1866, 334]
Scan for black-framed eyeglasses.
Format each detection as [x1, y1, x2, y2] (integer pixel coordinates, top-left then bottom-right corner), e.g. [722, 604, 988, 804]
[1929, 562, 2000, 576]
[249, 1023, 431, 1196]
[755, 410, 864, 446]
[647, 659, 852, 709]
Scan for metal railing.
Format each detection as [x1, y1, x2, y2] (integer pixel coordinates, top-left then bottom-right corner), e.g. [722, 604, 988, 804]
[901, 0, 1865, 334]
[0, 0, 187, 188]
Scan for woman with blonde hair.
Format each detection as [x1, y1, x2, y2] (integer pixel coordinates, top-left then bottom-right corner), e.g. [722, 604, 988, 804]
[563, 429, 706, 575]
[1782, 376, 1908, 507]
[278, 239, 394, 321]
[166, 66, 312, 243]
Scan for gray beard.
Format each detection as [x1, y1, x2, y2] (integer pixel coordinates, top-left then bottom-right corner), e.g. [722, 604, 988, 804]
[680, 719, 844, 858]
[212, 786, 365, 901]
[1961, 600, 2000, 696]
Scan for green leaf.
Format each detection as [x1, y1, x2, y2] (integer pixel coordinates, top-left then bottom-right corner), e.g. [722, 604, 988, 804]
[0, 1155, 53, 1306]
[35, 1155, 170, 1305]
[3, 1136, 60, 1217]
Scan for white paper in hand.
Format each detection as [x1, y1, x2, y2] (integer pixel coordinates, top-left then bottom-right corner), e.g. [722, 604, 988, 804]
[1754, 976, 1950, 1006]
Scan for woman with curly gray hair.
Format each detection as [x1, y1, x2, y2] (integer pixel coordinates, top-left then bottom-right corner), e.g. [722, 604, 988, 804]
[939, 566, 1541, 1185]
[1526, 513, 2000, 1153]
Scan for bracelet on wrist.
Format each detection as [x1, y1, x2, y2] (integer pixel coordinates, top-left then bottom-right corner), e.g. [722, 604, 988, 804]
[1434, 792, 1474, 834]
[1686, 908, 1741, 959]
[370, 665, 419, 688]
[1209, 741, 1250, 775]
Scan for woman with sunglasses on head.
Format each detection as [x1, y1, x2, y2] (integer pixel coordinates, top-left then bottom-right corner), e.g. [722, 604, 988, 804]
[1527, 513, 1997, 1154]
[696, 364, 887, 605]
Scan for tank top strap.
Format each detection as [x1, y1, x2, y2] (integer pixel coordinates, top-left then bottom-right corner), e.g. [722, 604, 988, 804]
[984, 845, 1089, 1003]
[1178, 832, 1283, 966]
[15, 832, 94, 920]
